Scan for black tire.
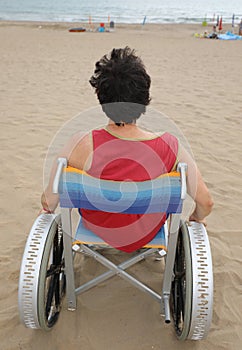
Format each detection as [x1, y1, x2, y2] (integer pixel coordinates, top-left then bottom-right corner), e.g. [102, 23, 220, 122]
[37, 216, 66, 330]
[171, 221, 192, 340]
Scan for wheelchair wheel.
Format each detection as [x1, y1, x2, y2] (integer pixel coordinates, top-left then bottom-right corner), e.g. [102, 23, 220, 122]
[171, 221, 213, 340]
[171, 221, 192, 340]
[18, 214, 66, 330]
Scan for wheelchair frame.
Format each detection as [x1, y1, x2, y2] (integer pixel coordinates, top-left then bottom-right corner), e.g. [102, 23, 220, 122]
[18, 158, 213, 340]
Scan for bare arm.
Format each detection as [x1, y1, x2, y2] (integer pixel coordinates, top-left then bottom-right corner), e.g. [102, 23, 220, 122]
[178, 145, 214, 223]
[40, 132, 92, 213]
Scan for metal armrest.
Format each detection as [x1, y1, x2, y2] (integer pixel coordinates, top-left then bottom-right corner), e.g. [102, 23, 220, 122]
[177, 162, 187, 200]
[53, 158, 67, 194]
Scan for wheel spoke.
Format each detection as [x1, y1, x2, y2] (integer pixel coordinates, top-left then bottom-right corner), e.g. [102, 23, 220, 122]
[46, 264, 60, 277]
[55, 274, 60, 306]
[45, 230, 65, 325]
[45, 276, 55, 317]
[178, 279, 184, 317]
[174, 281, 180, 324]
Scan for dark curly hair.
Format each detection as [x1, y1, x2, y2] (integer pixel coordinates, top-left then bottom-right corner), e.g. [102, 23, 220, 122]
[89, 47, 151, 125]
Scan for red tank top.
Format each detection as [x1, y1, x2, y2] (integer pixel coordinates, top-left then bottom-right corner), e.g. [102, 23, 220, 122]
[80, 128, 178, 252]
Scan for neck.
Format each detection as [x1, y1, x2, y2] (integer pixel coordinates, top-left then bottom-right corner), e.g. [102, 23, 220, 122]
[108, 120, 136, 127]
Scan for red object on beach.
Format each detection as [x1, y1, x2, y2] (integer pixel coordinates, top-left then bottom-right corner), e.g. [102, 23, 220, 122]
[219, 17, 223, 31]
[69, 27, 86, 32]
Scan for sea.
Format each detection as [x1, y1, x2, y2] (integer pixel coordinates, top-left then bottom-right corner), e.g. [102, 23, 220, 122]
[0, 0, 241, 25]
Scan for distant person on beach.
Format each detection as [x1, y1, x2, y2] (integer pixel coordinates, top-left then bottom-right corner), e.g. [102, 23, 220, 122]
[40, 47, 213, 251]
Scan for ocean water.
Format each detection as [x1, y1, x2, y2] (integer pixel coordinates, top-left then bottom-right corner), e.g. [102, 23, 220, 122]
[0, 0, 241, 24]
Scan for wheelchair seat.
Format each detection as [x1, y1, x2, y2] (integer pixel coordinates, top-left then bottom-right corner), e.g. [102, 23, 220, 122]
[75, 216, 168, 249]
[18, 158, 213, 340]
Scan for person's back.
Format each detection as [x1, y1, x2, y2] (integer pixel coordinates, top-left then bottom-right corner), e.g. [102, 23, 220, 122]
[78, 126, 178, 252]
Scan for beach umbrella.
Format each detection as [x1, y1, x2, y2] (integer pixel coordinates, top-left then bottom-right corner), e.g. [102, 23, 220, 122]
[219, 16, 223, 31]
[216, 15, 219, 26]
[232, 14, 235, 28]
[202, 14, 207, 27]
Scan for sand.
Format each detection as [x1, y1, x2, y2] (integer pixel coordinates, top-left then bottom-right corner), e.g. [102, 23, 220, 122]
[0, 20, 242, 350]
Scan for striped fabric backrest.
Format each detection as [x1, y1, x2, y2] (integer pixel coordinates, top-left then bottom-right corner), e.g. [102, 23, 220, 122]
[59, 167, 182, 214]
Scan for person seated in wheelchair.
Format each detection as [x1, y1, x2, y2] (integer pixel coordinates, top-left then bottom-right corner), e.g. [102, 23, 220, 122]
[40, 46, 213, 252]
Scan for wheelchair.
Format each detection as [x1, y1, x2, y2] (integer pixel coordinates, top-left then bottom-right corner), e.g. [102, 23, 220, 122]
[18, 158, 213, 340]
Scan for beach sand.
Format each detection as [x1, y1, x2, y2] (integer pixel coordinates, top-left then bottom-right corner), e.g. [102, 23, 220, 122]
[0, 21, 242, 350]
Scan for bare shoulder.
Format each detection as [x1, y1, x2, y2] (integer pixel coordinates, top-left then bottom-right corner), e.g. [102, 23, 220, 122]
[137, 126, 161, 139]
[68, 131, 93, 170]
